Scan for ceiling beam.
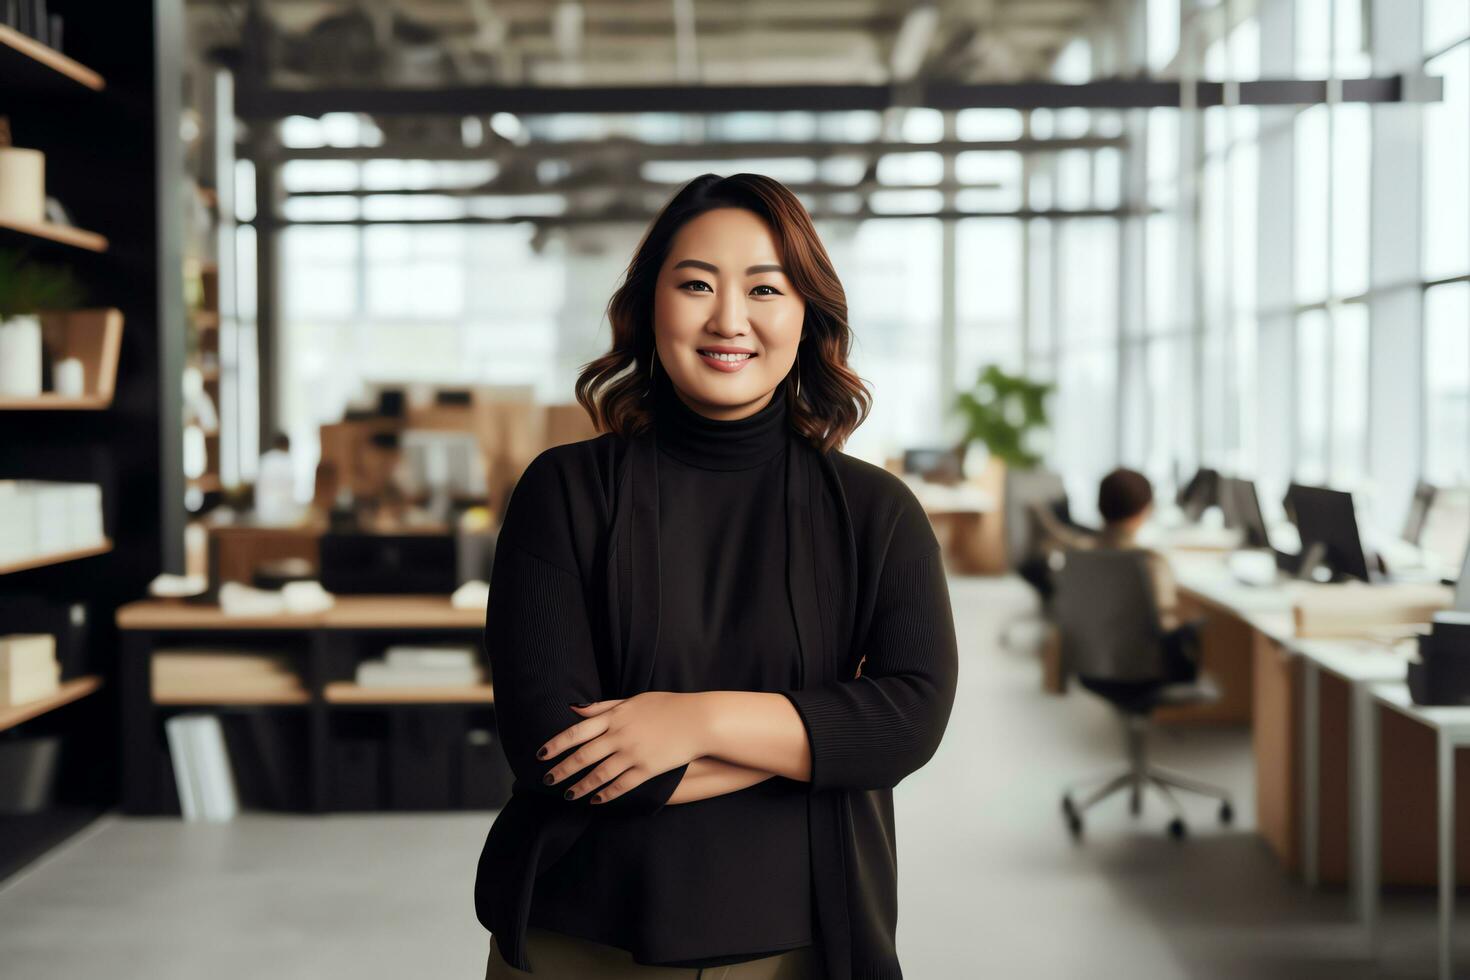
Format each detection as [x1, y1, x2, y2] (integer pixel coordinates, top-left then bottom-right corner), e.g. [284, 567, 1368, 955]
[236, 75, 1438, 119]
[251, 205, 1152, 229]
[282, 178, 1007, 197]
[252, 135, 1127, 162]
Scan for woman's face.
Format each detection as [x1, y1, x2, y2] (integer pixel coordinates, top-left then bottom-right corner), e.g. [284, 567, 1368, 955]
[652, 206, 806, 421]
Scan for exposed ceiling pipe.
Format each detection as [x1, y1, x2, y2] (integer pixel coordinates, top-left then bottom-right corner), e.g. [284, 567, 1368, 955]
[889, 1, 939, 83]
[672, 0, 698, 84]
[553, 1, 585, 85]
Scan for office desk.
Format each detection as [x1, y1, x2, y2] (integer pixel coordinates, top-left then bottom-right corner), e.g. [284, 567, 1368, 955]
[905, 476, 1002, 575]
[1369, 683, 1470, 980]
[1166, 555, 1458, 891]
[1165, 555, 1294, 726]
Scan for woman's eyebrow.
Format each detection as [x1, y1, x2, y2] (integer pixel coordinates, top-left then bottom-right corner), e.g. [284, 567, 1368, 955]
[672, 259, 785, 275]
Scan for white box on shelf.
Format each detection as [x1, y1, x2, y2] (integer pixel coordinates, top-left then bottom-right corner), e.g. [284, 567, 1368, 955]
[0, 660, 60, 707]
[0, 634, 57, 674]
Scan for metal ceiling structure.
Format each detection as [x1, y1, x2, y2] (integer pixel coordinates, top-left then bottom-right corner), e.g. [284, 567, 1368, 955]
[180, 0, 1442, 443]
[188, 0, 1110, 90]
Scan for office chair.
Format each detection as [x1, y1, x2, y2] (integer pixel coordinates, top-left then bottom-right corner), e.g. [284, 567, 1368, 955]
[1052, 548, 1234, 840]
[1000, 468, 1091, 653]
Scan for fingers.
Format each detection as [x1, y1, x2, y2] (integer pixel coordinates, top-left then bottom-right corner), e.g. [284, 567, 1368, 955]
[536, 711, 607, 762]
[542, 729, 616, 791]
[568, 699, 622, 716]
[583, 762, 644, 805]
[547, 752, 639, 803]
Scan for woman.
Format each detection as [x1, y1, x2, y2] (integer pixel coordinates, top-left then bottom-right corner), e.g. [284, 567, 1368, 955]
[476, 173, 960, 980]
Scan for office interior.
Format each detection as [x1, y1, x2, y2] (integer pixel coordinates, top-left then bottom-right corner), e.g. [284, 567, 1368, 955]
[1, 0, 1470, 976]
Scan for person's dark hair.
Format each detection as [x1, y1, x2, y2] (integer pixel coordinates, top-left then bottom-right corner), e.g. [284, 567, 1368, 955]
[573, 173, 871, 453]
[1098, 467, 1154, 524]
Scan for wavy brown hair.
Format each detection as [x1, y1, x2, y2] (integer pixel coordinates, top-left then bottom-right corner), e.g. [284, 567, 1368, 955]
[573, 173, 871, 453]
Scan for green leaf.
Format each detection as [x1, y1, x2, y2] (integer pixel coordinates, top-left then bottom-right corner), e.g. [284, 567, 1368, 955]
[949, 362, 1053, 470]
[0, 248, 85, 319]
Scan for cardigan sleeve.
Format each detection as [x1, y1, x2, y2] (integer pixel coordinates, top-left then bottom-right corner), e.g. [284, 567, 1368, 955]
[484, 453, 689, 816]
[777, 486, 959, 793]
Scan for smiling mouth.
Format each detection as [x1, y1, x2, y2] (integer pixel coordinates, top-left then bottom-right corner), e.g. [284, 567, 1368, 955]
[697, 350, 757, 362]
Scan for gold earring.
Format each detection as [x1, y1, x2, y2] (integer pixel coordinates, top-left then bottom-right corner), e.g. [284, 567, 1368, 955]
[795, 358, 802, 401]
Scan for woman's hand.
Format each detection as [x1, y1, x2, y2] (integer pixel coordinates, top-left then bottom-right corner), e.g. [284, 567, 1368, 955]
[537, 692, 711, 805]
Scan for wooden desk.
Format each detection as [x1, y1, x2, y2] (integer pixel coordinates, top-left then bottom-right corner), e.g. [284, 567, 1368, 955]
[116, 595, 504, 816]
[1368, 684, 1470, 980]
[907, 474, 1004, 576]
[1166, 550, 1470, 946]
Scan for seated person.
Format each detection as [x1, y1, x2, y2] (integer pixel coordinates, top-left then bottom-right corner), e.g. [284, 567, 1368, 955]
[1093, 467, 1180, 633]
[1093, 467, 1198, 682]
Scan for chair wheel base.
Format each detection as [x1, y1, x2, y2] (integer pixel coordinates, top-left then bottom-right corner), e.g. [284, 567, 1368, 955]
[1167, 818, 1187, 840]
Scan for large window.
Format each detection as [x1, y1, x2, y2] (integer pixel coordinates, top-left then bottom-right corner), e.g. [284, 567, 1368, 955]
[831, 218, 944, 463]
[1290, 0, 1371, 489]
[954, 219, 1024, 388]
[279, 221, 564, 495]
[1422, 14, 1470, 486]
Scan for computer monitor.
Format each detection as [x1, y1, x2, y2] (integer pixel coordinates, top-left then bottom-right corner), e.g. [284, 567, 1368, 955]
[902, 447, 962, 482]
[1221, 477, 1271, 550]
[1286, 483, 1371, 583]
[1176, 467, 1221, 523]
[1402, 480, 1437, 545]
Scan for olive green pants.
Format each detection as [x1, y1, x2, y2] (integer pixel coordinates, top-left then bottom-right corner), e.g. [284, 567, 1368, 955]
[486, 927, 820, 980]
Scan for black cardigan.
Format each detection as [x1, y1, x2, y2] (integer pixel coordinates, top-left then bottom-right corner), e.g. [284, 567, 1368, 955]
[474, 420, 960, 979]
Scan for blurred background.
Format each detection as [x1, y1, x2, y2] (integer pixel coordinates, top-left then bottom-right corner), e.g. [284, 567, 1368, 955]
[0, 0, 1469, 977]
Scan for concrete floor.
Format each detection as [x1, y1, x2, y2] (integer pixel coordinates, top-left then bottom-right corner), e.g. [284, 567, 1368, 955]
[0, 575, 1462, 978]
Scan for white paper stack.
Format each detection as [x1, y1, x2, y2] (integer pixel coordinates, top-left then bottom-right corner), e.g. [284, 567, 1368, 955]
[0, 481, 104, 565]
[356, 644, 484, 687]
[163, 713, 239, 822]
[0, 634, 61, 708]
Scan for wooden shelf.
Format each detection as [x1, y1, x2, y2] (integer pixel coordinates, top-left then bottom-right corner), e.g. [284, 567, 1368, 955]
[115, 594, 483, 631]
[0, 676, 102, 732]
[0, 311, 123, 409]
[0, 394, 110, 410]
[0, 539, 112, 576]
[0, 24, 105, 92]
[0, 216, 108, 252]
[321, 595, 485, 629]
[324, 681, 494, 704]
[152, 688, 310, 706]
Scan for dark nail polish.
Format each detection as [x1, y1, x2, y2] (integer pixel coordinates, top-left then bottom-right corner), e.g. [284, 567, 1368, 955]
[591, 794, 601, 804]
[543, 772, 554, 785]
[536, 747, 547, 759]
[563, 789, 575, 800]
[571, 701, 591, 708]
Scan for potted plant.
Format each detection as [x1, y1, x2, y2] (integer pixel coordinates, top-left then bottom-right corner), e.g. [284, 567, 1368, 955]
[951, 364, 1053, 473]
[0, 248, 83, 397]
[947, 364, 1054, 576]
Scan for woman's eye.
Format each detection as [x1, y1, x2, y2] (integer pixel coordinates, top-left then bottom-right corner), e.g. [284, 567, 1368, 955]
[678, 281, 781, 296]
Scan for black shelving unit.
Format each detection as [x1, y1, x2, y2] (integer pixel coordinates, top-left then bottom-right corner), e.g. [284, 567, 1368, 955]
[0, 0, 183, 881]
[118, 612, 510, 815]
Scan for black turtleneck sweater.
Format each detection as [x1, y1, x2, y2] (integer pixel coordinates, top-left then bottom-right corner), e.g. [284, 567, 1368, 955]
[525, 367, 814, 966]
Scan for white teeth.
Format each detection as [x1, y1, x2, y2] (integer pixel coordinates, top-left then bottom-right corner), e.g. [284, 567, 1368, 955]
[701, 351, 753, 362]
